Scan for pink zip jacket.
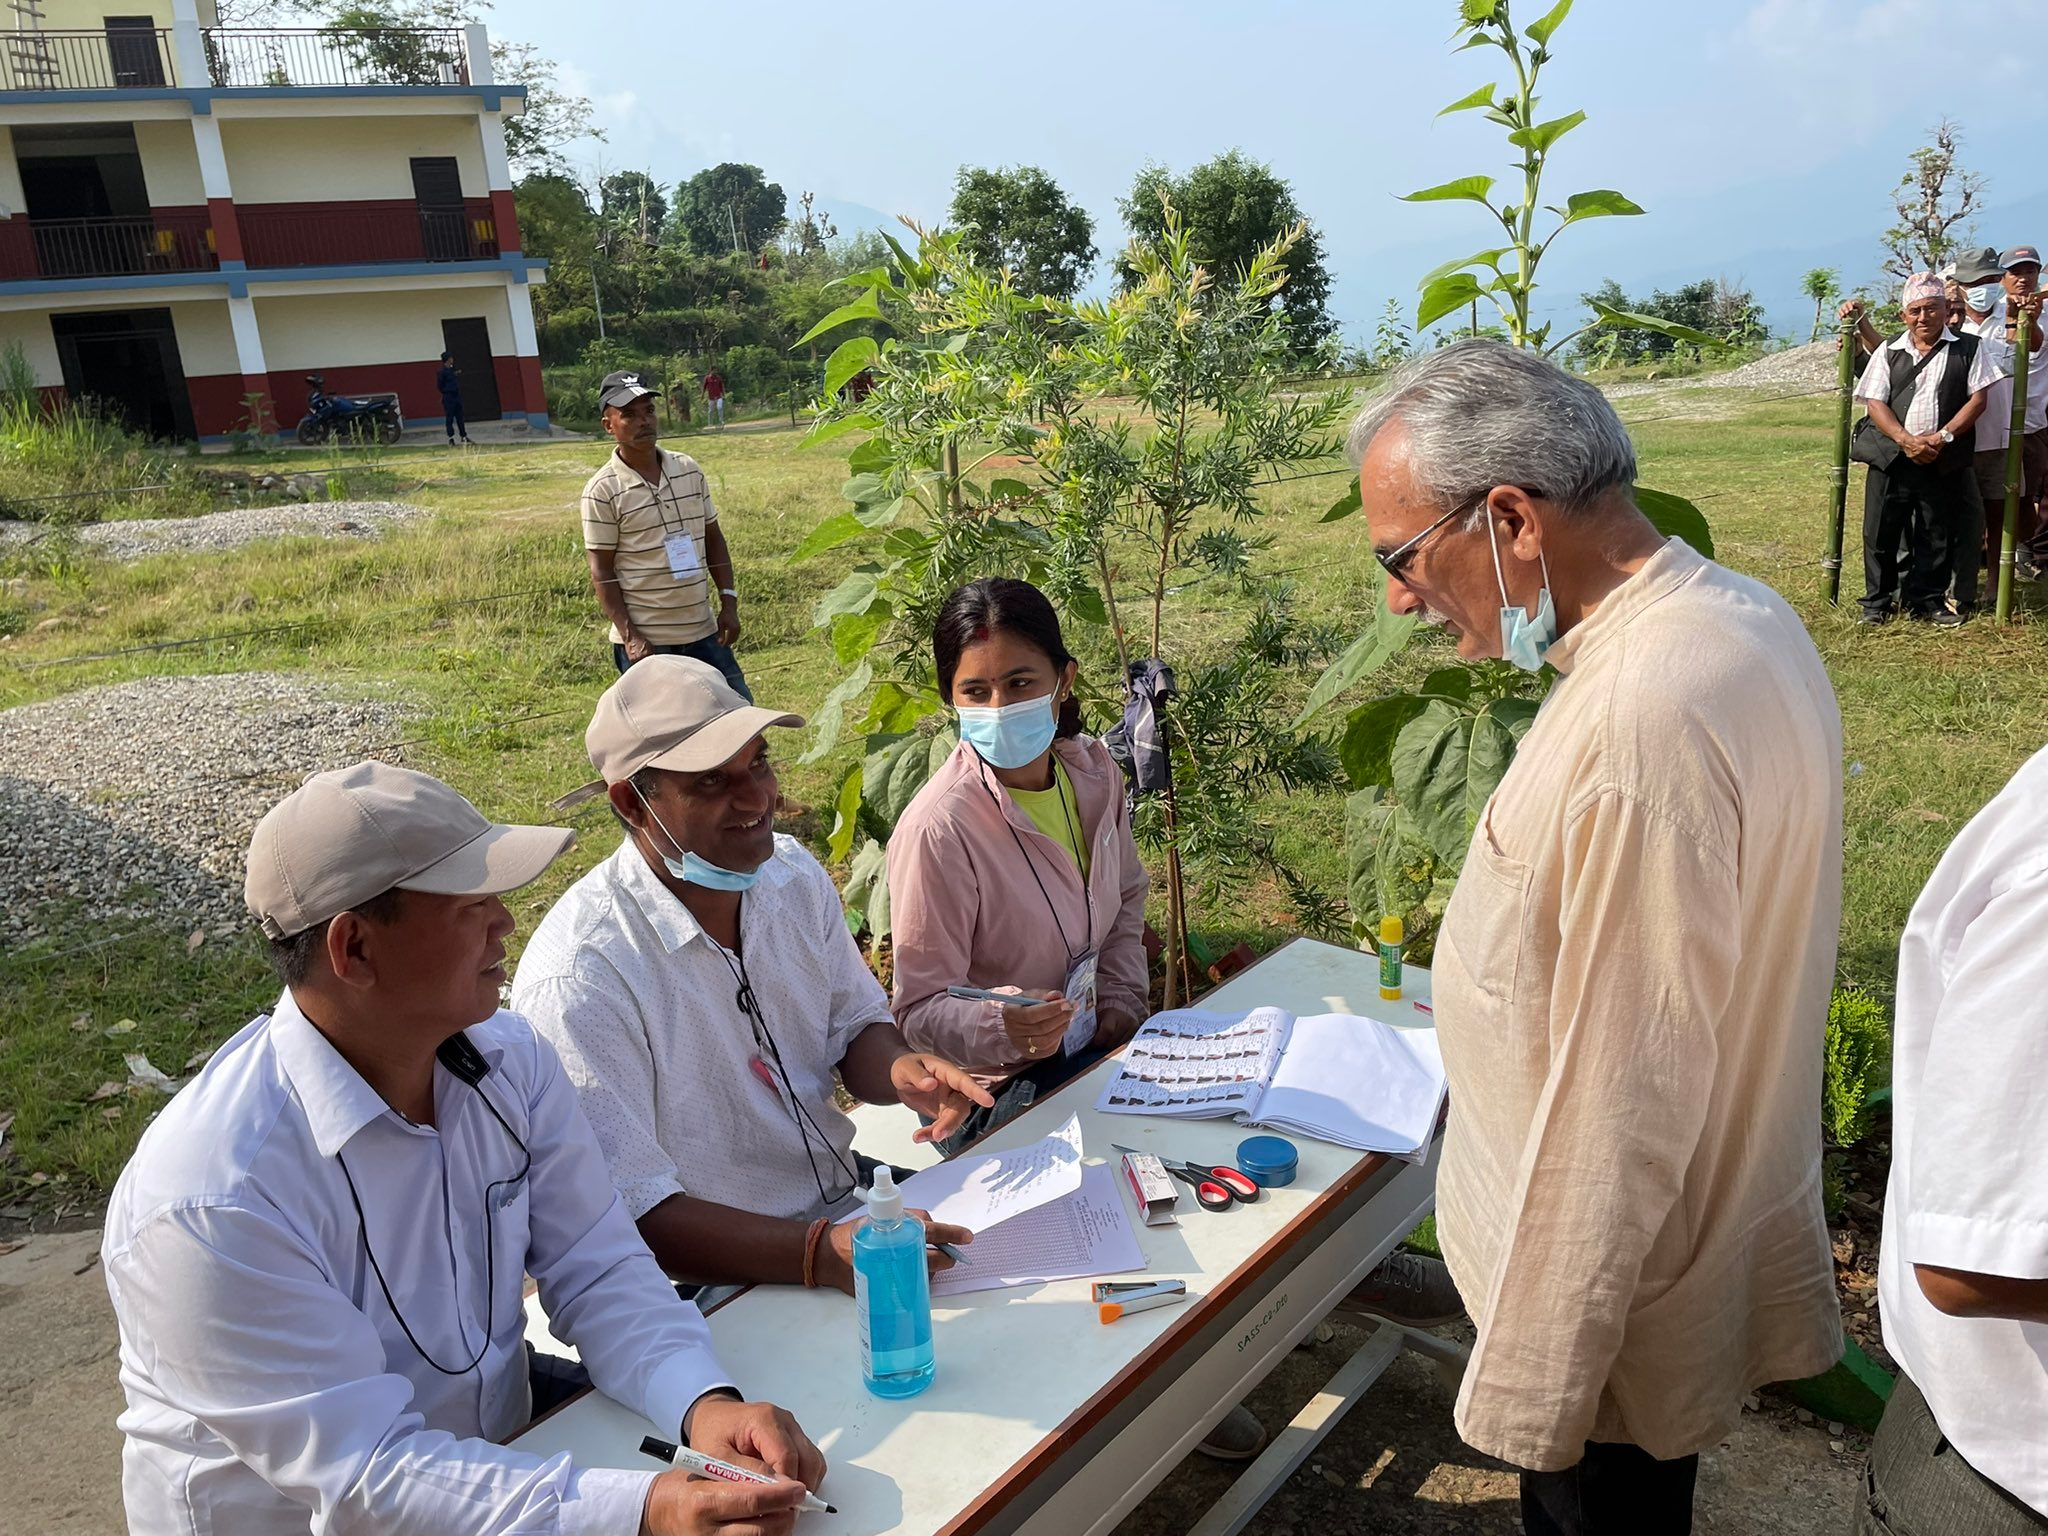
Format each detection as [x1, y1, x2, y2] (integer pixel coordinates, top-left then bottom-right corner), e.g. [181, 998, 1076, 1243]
[887, 735, 1151, 1081]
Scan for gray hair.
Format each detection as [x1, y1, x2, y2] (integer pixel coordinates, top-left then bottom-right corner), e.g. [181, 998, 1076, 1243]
[1345, 340, 1637, 519]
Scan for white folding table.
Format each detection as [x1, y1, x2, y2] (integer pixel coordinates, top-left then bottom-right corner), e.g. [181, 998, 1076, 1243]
[511, 936, 1460, 1535]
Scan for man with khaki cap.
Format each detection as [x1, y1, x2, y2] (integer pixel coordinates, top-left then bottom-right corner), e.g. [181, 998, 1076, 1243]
[102, 761, 829, 1536]
[514, 657, 991, 1294]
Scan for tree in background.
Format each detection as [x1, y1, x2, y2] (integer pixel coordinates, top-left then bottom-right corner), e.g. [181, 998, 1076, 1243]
[1802, 267, 1842, 341]
[671, 163, 788, 256]
[599, 171, 667, 247]
[489, 37, 598, 175]
[238, 1, 596, 173]
[948, 164, 1097, 299]
[1567, 276, 1762, 365]
[1881, 117, 1984, 281]
[1367, 298, 1413, 370]
[784, 190, 839, 260]
[1118, 150, 1336, 355]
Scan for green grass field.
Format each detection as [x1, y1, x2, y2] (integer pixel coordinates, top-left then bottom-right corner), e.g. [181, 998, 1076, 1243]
[2, 393, 2044, 1204]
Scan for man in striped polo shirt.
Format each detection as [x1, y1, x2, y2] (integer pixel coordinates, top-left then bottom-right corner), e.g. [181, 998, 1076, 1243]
[581, 370, 750, 696]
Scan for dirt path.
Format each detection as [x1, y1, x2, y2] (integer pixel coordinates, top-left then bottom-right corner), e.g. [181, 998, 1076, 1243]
[0, 1228, 1863, 1535]
[1115, 1317, 1863, 1533]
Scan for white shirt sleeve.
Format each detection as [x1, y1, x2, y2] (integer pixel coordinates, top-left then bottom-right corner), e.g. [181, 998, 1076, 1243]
[1968, 338, 2012, 393]
[515, 1026, 733, 1436]
[1854, 346, 1893, 404]
[105, 1202, 658, 1536]
[1899, 866, 2048, 1281]
[811, 858, 894, 1061]
[516, 975, 689, 1220]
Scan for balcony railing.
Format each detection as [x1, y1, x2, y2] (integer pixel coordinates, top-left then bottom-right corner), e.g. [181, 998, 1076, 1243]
[202, 27, 469, 88]
[0, 27, 174, 90]
[239, 202, 497, 269]
[0, 214, 217, 281]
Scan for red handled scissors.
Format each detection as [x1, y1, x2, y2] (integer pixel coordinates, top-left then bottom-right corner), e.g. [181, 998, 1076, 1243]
[1112, 1144, 1261, 1212]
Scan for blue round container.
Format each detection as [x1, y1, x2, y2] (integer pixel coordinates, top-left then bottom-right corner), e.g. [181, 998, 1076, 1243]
[1236, 1135, 1299, 1189]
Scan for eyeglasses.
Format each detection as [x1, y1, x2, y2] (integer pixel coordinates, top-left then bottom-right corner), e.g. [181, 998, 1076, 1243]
[1372, 487, 1545, 584]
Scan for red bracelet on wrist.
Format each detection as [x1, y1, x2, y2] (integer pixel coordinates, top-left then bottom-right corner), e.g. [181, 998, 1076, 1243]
[802, 1217, 830, 1289]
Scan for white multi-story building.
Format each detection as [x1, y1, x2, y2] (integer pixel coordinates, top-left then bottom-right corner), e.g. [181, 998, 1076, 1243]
[0, 0, 550, 439]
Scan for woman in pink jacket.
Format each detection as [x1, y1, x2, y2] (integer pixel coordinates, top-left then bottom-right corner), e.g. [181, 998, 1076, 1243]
[886, 577, 1152, 1148]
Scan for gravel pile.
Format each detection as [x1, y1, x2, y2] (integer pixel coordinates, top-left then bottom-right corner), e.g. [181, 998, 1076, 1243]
[0, 673, 412, 949]
[1601, 340, 1842, 402]
[0, 500, 425, 562]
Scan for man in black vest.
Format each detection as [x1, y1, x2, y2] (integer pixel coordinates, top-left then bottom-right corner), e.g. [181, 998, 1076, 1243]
[1854, 271, 2008, 624]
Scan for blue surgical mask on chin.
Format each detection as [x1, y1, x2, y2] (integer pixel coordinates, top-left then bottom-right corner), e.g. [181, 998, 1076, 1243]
[1489, 525, 1558, 672]
[632, 784, 762, 891]
[957, 694, 1060, 771]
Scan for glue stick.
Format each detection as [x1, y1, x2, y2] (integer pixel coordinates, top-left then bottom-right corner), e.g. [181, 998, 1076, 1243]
[1378, 914, 1404, 1000]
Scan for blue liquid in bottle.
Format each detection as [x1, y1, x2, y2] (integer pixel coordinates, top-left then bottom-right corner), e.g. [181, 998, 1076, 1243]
[853, 1166, 935, 1398]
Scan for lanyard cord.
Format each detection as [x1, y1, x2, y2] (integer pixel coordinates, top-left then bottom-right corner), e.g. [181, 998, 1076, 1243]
[711, 924, 859, 1210]
[978, 757, 1094, 960]
[336, 1078, 531, 1379]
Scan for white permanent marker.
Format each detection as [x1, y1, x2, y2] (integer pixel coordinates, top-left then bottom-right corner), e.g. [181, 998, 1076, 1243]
[639, 1436, 837, 1515]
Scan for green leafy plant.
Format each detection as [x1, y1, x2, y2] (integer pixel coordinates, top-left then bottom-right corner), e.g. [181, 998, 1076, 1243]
[1339, 663, 1544, 955]
[1823, 987, 1892, 1148]
[1400, 0, 1714, 358]
[790, 207, 1354, 1001]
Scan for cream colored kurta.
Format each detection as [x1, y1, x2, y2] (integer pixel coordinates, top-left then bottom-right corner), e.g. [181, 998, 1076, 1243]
[1432, 537, 1845, 1472]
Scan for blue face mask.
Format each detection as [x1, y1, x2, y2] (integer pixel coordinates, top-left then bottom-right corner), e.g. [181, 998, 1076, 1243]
[1489, 524, 1558, 672]
[957, 694, 1061, 771]
[632, 784, 762, 891]
[1967, 284, 2004, 320]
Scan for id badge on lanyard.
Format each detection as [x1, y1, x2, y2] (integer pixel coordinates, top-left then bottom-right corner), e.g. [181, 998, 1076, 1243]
[1061, 947, 1099, 1056]
[664, 529, 702, 580]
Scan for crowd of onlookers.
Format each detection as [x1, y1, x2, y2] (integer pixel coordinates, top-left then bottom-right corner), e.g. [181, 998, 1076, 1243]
[1841, 244, 2045, 624]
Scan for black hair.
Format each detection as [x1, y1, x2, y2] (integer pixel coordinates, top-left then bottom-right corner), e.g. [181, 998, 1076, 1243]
[267, 887, 407, 986]
[932, 577, 1083, 739]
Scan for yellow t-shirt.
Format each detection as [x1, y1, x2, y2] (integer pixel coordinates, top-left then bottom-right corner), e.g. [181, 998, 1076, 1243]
[1004, 759, 1090, 879]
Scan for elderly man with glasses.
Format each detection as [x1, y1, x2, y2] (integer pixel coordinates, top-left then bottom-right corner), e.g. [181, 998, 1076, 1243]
[1349, 341, 1846, 1536]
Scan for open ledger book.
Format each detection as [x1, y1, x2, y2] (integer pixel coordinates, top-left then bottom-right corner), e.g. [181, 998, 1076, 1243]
[1094, 1006, 1447, 1158]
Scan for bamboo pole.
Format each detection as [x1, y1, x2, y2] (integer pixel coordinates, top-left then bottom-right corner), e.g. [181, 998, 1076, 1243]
[1823, 314, 1857, 605]
[1996, 306, 2034, 624]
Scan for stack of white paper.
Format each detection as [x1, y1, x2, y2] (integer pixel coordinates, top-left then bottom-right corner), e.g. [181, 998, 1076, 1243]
[1095, 1008, 1447, 1158]
[838, 1113, 1147, 1296]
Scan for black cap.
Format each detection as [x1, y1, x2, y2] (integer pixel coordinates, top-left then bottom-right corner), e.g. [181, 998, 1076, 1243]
[1951, 246, 2004, 285]
[2000, 245, 2042, 272]
[596, 369, 655, 411]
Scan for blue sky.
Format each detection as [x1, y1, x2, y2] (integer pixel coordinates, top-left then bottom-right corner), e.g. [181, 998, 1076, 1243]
[501, 0, 2047, 341]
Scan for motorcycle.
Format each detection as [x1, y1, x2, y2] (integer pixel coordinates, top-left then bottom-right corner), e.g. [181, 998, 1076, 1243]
[296, 375, 402, 446]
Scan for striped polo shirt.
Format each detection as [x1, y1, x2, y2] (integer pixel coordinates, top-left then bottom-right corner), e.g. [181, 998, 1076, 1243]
[579, 447, 720, 644]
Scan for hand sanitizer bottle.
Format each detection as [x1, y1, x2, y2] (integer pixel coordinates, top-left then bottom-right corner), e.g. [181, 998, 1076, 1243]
[853, 1166, 935, 1398]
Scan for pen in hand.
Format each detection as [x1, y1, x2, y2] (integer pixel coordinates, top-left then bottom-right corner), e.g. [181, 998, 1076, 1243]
[639, 1436, 837, 1515]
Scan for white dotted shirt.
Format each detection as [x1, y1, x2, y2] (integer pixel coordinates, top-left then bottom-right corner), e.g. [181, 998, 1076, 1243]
[511, 836, 887, 1225]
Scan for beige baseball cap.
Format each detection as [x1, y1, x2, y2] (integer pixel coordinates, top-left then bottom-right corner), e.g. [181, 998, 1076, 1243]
[584, 655, 804, 786]
[244, 761, 574, 940]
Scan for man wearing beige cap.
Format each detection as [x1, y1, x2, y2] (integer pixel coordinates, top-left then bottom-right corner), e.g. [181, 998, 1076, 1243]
[102, 761, 827, 1535]
[513, 657, 992, 1295]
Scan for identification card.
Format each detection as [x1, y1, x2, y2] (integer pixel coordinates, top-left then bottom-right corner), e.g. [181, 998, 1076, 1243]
[1061, 948, 1100, 1056]
[663, 530, 702, 580]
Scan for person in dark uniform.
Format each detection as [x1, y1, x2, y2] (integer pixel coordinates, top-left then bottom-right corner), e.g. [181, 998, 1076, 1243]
[437, 351, 473, 446]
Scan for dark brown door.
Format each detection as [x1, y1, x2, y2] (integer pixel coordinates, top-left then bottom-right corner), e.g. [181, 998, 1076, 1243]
[410, 157, 468, 261]
[440, 317, 500, 421]
[103, 17, 166, 88]
[51, 309, 195, 440]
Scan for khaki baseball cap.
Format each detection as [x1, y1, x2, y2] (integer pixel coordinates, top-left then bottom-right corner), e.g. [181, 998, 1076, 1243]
[585, 655, 803, 786]
[244, 761, 573, 940]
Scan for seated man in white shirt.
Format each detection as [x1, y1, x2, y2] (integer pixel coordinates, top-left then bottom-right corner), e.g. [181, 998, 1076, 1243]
[103, 762, 826, 1536]
[513, 656, 992, 1296]
[1863, 742, 2048, 1534]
